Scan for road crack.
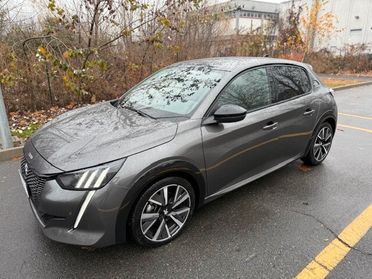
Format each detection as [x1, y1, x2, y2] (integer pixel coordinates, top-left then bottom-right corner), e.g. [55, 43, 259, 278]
[290, 209, 372, 257]
[313, 259, 332, 272]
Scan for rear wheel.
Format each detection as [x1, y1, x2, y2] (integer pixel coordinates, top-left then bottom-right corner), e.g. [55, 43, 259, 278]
[131, 177, 195, 247]
[302, 122, 334, 166]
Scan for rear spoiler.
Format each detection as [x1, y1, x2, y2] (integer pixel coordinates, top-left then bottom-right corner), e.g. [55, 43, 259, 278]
[303, 63, 314, 71]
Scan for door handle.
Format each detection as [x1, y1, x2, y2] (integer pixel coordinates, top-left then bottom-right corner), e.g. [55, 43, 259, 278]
[262, 121, 278, 130]
[303, 108, 315, 116]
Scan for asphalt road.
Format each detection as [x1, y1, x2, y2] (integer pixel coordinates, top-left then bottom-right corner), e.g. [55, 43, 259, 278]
[1, 85, 372, 279]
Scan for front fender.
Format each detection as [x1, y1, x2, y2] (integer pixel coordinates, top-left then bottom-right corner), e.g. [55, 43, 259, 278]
[114, 158, 206, 243]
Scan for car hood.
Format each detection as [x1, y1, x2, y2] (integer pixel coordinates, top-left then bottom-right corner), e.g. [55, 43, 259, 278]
[30, 102, 178, 172]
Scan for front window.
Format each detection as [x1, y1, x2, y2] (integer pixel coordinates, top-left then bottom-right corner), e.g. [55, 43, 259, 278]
[120, 65, 224, 118]
[216, 67, 272, 112]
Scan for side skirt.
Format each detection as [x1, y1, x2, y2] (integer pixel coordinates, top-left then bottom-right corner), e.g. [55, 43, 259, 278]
[204, 155, 301, 202]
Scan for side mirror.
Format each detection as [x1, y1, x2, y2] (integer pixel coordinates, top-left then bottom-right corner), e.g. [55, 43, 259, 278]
[214, 104, 247, 123]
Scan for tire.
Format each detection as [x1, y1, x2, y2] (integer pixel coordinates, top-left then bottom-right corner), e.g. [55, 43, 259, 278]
[302, 122, 334, 166]
[130, 177, 195, 247]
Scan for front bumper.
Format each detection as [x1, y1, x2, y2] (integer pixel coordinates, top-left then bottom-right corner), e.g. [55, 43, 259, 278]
[19, 166, 129, 248]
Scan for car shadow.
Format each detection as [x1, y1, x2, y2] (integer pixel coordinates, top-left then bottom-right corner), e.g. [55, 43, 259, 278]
[45, 160, 324, 255]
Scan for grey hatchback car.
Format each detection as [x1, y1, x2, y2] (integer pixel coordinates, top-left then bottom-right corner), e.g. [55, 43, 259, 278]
[20, 57, 337, 247]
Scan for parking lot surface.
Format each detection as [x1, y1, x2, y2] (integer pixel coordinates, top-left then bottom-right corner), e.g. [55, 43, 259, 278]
[1, 85, 372, 279]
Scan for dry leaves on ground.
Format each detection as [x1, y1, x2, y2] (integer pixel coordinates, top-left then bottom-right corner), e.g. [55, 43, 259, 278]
[8, 103, 85, 146]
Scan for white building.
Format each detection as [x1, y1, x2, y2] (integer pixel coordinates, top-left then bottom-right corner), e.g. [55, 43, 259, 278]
[319, 0, 372, 53]
[209, 0, 280, 35]
[210, 0, 372, 53]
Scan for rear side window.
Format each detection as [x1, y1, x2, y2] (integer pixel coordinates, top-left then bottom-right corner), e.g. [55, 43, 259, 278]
[216, 68, 272, 112]
[269, 65, 311, 102]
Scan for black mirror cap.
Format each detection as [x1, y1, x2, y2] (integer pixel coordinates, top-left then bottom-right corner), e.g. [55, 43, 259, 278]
[214, 104, 247, 123]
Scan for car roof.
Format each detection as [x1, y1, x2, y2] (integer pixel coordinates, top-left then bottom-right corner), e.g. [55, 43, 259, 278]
[171, 57, 310, 74]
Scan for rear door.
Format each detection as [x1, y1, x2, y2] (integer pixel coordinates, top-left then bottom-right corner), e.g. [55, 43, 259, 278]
[267, 65, 319, 162]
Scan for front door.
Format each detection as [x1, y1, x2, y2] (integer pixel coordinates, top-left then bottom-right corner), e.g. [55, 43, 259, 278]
[201, 67, 283, 197]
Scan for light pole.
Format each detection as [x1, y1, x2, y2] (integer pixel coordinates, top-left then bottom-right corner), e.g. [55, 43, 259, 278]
[0, 85, 13, 149]
[235, 6, 242, 35]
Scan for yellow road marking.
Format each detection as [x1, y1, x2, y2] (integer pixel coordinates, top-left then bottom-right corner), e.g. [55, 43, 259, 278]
[296, 204, 372, 279]
[339, 113, 372, 121]
[338, 124, 372, 134]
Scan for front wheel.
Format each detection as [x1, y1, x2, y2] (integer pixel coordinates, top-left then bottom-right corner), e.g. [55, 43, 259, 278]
[302, 122, 334, 166]
[131, 177, 195, 247]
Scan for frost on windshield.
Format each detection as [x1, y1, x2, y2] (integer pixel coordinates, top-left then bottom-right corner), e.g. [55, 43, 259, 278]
[121, 64, 223, 116]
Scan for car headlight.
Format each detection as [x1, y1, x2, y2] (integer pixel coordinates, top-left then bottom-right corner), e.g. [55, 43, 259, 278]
[56, 159, 125, 190]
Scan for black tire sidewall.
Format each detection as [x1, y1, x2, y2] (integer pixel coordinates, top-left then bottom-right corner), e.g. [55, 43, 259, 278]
[131, 176, 195, 247]
[304, 122, 333, 165]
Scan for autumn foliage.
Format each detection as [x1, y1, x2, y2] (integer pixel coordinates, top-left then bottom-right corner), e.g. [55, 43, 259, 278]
[0, 0, 371, 115]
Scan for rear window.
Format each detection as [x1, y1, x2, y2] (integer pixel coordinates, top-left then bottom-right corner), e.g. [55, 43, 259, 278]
[269, 66, 311, 102]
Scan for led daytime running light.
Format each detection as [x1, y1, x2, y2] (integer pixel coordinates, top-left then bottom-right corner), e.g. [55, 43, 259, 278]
[74, 168, 110, 189]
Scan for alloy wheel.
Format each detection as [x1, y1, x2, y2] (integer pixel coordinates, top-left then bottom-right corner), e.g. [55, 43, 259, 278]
[140, 184, 191, 242]
[313, 126, 333, 162]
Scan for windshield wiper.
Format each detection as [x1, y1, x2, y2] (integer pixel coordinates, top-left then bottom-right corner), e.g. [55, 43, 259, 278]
[121, 104, 156, 119]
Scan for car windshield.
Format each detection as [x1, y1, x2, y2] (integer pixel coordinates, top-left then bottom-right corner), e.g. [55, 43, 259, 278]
[119, 64, 224, 118]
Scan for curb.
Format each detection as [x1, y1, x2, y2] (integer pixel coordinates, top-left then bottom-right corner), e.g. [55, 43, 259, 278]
[0, 146, 23, 162]
[333, 81, 372, 91]
[319, 73, 372, 80]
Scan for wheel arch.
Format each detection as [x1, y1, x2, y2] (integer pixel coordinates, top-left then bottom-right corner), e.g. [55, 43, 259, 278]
[303, 111, 337, 158]
[114, 159, 206, 243]
[323, 116, 336, 135]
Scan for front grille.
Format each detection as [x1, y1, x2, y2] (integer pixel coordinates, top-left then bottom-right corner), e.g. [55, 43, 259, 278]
[21, 157, 46, 205]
